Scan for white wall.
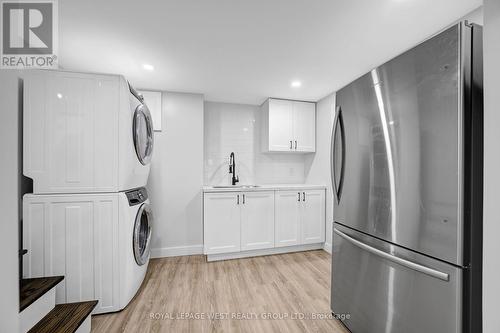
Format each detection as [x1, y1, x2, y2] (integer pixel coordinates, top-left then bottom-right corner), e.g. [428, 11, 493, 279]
[147, 92, 205, 257]
[0, 70, 20, 332]
[204, 101, 307, 185]
[305, 93, 335, 252]
[483, 1, 500, 331]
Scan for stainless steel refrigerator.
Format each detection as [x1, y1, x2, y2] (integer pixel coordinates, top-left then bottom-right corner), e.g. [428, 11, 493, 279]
[330, 22, 483, 333]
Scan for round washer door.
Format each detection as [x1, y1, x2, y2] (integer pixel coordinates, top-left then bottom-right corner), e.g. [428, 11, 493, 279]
[133, 104, 154, 165]
[133, 203, 152, 266]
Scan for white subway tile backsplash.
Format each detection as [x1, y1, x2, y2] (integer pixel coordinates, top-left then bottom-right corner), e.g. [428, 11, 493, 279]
[204, 101, 306, 185]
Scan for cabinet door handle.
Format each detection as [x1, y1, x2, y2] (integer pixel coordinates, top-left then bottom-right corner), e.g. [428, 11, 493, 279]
[297, 192, 300, 201]
[302, 192, 306, 201]
[243, 194, 245, 204]
[290, 140, 293, 149]
[295, 140, 297, 150]
[237, 194, 239, 205]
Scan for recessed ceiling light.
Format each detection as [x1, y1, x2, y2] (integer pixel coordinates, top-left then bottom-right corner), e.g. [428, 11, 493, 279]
[291, 80, 302, 88]
[143, 64, 154, 71]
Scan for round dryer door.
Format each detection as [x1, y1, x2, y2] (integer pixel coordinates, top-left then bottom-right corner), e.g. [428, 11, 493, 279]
[133, 203, 152, 266]
[133, 104, 154, 165]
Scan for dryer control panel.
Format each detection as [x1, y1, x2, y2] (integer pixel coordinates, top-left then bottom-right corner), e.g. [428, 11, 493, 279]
[126, 187, 148, 206]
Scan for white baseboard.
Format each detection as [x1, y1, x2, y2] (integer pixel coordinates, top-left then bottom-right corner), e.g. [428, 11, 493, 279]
[150, 244, 203, 258]
[323, 242, 332, 254]
[206, 243, 324, 262]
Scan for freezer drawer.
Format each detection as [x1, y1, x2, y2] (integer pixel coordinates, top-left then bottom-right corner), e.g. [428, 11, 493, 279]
[331, 223, 462, 333]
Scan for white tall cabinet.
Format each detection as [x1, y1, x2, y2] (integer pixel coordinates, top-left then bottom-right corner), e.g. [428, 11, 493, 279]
[23, 194, 120, 314]
[261, 98, 316, 152]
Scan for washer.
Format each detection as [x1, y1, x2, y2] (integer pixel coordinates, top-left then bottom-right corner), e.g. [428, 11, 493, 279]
[23, 70, 154, 194]
[119, 187, 152, 309]
[22, 188, 153, 313]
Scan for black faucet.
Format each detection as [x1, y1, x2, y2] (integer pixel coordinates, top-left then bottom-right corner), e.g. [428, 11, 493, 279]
[229, 152, 239, 186]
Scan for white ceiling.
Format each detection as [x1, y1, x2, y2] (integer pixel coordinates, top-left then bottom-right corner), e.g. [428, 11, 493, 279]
[59, 0, 482, 105]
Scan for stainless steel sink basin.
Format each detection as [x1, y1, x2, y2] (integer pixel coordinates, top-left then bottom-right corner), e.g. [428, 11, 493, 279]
[211, 185, 260, 189]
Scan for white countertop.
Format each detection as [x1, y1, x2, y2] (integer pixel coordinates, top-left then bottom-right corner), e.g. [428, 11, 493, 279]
[202, 184, 327, 193]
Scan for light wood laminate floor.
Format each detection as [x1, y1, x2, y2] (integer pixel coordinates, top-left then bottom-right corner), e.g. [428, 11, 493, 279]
[91, 250, 349, 333]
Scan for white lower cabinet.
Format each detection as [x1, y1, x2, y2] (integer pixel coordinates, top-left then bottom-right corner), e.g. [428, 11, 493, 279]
[300, 190, 326, 244]
[203, 193, 241, 255]
[203, 188, 325, 259]
[203, 191, 275, 255]
[275, 190, 325, 246]
[240, 192, 275, 251]
[275, 191, 301, 247]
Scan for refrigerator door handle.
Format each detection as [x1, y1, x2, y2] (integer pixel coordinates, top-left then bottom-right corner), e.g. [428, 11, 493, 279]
[331, 106, 345, 203]
[334, 228, 450, 281]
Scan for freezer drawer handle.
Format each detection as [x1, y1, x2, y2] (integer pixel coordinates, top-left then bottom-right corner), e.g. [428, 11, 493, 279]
[334, 228, 450, 281]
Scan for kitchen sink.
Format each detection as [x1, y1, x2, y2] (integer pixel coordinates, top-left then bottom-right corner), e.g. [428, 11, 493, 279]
[211, 185, 261, 189]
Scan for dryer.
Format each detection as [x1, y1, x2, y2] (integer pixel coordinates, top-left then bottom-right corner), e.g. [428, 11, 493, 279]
[22, 188, 153, 314]
[23, 70, 154, 194]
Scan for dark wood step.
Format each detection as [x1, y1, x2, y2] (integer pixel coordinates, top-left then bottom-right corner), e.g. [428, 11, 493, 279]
[28, 301, 98, 333]
[20, 276, 64, 312]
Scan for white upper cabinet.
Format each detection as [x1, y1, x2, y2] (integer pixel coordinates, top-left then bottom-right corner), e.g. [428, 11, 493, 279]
[293, 101, 316, 152]
[261, 98, 316, 153]
[266, 99, 294, 151]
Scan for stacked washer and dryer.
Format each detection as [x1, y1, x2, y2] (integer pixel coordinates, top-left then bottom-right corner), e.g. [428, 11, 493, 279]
[22, 70, 154, 313]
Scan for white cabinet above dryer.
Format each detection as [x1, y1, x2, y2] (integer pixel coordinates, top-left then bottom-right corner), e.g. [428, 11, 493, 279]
[23, 70, 154, 194]
[260, 98, 316, 153]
